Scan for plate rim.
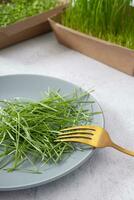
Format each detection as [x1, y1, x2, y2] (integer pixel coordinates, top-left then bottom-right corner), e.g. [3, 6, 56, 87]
[0, 74, 105, 191]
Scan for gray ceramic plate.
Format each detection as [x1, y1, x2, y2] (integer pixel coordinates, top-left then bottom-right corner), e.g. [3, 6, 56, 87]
[0, 74, 104, 191]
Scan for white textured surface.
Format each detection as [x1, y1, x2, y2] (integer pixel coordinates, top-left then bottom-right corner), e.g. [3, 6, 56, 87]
[0, 33, 134, 200]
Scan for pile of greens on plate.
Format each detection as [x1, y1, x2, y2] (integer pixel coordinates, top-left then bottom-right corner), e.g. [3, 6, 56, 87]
[0, 90, 99, 173]
[0, 0, 59, 27]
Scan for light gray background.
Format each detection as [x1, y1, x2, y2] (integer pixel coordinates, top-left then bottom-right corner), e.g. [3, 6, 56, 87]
[0, 32, 134, 200]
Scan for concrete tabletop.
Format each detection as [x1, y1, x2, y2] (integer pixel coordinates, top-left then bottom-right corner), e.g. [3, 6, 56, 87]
[0, 32, 134, 200]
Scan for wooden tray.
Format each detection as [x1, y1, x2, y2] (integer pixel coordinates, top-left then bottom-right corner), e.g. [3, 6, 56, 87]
[0, 5, 66, 49]
[49, 14, 134, 76]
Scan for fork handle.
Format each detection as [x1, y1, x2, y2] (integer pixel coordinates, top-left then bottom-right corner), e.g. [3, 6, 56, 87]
[111, 143, 134, 156]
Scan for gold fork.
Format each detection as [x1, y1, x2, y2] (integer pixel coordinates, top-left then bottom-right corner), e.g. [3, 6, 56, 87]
[56, 125, 134, 156]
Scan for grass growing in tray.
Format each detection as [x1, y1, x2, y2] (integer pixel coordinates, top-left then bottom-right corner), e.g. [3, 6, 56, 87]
[0, 0, 59, 27]
[0, 90, 98, 173]
[61, 0, 134, 50]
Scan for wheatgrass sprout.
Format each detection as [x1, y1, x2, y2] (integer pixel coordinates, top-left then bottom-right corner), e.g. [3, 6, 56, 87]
[0, 0, 59, 27]
[0, 90, 99, 173]
[62, 0, 134, 49]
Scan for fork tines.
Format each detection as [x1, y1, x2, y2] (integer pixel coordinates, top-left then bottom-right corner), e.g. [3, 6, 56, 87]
[55, 125, 95, 143]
